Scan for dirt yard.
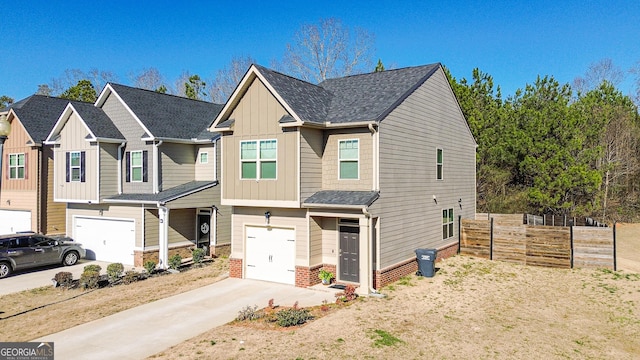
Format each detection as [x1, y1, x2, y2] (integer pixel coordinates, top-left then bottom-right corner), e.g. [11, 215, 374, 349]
[150, 257, 640, 360]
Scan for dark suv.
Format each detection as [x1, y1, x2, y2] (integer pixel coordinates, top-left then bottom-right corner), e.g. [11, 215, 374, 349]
[0, 232, 86, 278]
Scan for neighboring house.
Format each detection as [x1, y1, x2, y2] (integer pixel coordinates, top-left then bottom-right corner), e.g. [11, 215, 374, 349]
[209, 63, 477, 294]
[45, 84, 231, 266]
[0, 95, 81, 235]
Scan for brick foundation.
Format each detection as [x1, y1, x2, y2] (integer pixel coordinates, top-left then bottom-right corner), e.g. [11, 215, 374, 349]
[133, 244, 197, 267]
[374, 242, 459, 289]
[229, 258, 243, 278]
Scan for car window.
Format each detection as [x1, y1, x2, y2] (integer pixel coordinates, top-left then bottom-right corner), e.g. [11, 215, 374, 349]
[0, 240, 8, 250]
[9, 237, 29, 248]
[30, 236, 55, 247]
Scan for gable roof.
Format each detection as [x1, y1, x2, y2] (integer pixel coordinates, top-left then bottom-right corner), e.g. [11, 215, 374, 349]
[67, 102, 125, 141]
[211, 63, 441, 129]
[9, 95, 87, 145]
[100, 84, 224, 141]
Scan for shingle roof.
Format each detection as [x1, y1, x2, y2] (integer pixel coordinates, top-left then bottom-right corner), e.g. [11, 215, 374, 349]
[10, 95, 86, 143]
[252, 63, 440, 125]
[70, 102, 125, 140]
[303, 190, 379, 207]
[108, 84, 224, 140]
[104, 181, 217, 204]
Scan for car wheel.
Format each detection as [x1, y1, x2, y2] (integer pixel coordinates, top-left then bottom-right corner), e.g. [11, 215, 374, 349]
[0, 262, 11, 278]
[63, 251, 79, 266]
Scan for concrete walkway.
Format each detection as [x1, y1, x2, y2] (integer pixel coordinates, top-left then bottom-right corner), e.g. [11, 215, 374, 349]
[33, 278, 336, 360]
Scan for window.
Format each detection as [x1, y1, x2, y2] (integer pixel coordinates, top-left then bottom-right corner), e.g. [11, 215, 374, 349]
[339, 139, 359, 179]
[442, 208, 454, 239]
[240, 140, 276, 179]
[199, 151, 208, 164]
[9, 153, 25, 179]
[67, 151, 84, 182]
[437, 148, 443, 180]
[125, 150, 148, 182]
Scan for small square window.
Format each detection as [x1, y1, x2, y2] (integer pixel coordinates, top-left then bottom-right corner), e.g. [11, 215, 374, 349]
[199, 152, 208, 164]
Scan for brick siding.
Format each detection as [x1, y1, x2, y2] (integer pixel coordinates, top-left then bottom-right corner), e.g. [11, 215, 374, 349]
[229, 258, 243, 278]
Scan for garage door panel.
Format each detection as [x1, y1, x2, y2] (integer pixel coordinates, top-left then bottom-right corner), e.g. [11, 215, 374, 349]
[245, 226, 295, 285]
[74, 217, 135, 265]
[0, 210, 31, 235]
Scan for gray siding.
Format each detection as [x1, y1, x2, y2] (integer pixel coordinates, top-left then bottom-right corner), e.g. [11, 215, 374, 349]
[99, 143, 119, 199]
[101, 93, 154, 194]
[300, 127, 323, 201]
[160, 142, 195, 190]
[372, 68, 476, 268]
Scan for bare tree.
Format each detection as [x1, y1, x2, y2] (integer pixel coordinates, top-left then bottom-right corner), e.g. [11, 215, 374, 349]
[36, 84, 52, 96]
[130, 68, 169, 92]
[49, 68, 117, 95]
[281, 18, 375, 83]
[630, 60, 640, 106]
[573, 58, 624, 94]
[209, 55, 255, 103]
[174, 71, 192, 98]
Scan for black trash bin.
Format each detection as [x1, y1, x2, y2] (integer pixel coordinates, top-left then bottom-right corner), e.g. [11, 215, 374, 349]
[415, 249, 437, 277]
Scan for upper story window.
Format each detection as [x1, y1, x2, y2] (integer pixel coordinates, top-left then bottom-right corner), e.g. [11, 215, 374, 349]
[66, 151, 85, 182]
[443, 208, 454, 239]
[8, 153, 25, 179]
[240, 140, 276, 180]
[437, 148, 443, 180]
[125, 150, 148, 183]
[199, 151, 208, 164]
[339, 139, 359, 179]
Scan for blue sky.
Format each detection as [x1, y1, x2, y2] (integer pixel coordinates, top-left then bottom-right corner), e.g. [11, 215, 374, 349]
[2, 0, 639, 101]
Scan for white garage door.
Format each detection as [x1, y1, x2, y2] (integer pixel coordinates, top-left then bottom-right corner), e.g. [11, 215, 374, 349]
[0, 210, 31, 235]
[74, 217, 135, 265]
[245, 226, 295, 285]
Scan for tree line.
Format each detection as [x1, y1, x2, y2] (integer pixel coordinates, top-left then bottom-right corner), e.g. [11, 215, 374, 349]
[447, 60, 640, 222]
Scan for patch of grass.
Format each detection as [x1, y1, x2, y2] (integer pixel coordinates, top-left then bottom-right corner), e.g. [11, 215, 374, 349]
[397, 276, 415, 287]
[370, 329, 404, 348]
[336, 338, 344, 343]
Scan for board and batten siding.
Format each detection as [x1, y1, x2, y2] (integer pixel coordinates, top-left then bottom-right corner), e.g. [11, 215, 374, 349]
[53, 112, 98, 202]
[231, 207, 309, 266]
[67, 204, 144, 248]
[221, 78, 298, 204]
[1, 118, 38, 192]
[372, 67, 476, 269]
[299, 127, 323, 201]
[322, 129, 373, 191]
[43, 147, 66, 234]
[100, 93, 154, 194]
[159, 142, 195, 190]
[99, 144, 119, 199]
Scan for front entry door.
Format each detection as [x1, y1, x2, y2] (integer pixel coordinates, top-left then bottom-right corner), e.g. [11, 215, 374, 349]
[197, 214, 211, 253]
[339, 226, 359, 283]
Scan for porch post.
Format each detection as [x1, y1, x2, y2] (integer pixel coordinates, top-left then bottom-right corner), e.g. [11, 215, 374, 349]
[358, 216, 371, 295]
[158, 205, 169, 269]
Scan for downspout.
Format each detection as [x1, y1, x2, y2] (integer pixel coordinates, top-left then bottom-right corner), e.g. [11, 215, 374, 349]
[362, 207, 380, 295]
[368, 123, 379, 191]
[117, 142, 126, 195]
[153, 140, 163, 194]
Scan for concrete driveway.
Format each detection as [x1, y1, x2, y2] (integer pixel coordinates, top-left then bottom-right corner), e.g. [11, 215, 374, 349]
[0, 260, 121, 296]
[33, 277, 335, 360]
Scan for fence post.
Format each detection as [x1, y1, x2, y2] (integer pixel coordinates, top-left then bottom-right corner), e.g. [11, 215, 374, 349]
[457, 215, 462, 254]
[613, 221, 617, 271]
[570, 224, 574, 269]
[490, 217, 494, 260]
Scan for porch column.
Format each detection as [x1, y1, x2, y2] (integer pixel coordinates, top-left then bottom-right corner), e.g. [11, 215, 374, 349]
[358, 217, 371, 295]
[158, 206, 169, 269]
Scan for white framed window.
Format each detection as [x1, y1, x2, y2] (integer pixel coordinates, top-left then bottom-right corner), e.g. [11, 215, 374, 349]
[199, 151, 208, 164]
[437, 148, 443, 180]
[70, 151, 82, 182]
[339, 139, 359, 179]
[240, 139, 277, 179]
[8, 153, 25, 179]
[443, 208, 454, 239]
[130, 150, 143, 182]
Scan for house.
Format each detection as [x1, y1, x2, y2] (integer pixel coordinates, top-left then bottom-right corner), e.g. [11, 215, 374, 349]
[45, 84, 231, 267]
[209, 63, 477, 294]
[0, 95, 81, 235]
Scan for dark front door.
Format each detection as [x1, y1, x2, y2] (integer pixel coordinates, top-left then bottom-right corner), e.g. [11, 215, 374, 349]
[197, 214, 211, 251]
[339, 226, 359, 283]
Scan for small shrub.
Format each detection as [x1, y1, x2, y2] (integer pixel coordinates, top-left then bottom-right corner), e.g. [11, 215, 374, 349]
[335, 284, 358, 303]
[106, 263, 124, 283]
[143, 261, 156, 274]
[168, 254, 182, 270]
[275, 307, 313, 327]
[122, 270, 140, 284]
[54, 271, 73, 288]
[80, 269, 100, 289]
[192, 248, 205, 264]
[236, 305, 261, 321]
[83, 264, 102, 273]
[268, 298, 275, 309]
[320, 299, 330, 312]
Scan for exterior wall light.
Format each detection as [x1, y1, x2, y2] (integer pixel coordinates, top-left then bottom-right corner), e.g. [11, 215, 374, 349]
[265, 211, 271, 225]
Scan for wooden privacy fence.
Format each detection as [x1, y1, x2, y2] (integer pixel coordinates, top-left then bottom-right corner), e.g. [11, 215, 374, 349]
[460, 217, 616, 270]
